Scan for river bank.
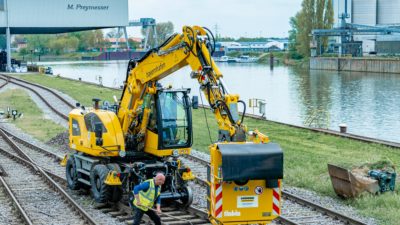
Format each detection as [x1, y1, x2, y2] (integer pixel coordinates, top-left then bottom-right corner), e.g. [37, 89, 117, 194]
[6, 73, 400, 225]
[310, 57, 400, 73]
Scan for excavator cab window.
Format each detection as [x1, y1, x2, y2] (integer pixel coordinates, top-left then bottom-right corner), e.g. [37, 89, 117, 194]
[71, 119, 81, 136]
[156, 90, 192, 149]
[84, 113, 107, 133]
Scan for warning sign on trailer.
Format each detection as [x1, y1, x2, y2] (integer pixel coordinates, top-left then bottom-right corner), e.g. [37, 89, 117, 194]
[237, 196, 258, 208]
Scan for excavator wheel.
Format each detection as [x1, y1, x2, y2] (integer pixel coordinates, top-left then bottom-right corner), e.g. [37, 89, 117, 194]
[66, 157, 81, 190]
[90, 164, 111, 203]
[106, 163, 123, 203]
[180, 186, 193, 207]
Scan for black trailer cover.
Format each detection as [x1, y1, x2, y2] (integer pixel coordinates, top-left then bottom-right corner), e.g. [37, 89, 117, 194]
[218, 143, 283, 181]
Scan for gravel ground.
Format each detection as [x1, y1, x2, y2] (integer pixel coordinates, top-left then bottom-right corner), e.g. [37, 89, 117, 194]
[0, 125, 69, 156]
[0, 139, 84, 225]
[0, 78, 378, 224]
[0, 124, 127, 225]
[0, 185, 23, 225]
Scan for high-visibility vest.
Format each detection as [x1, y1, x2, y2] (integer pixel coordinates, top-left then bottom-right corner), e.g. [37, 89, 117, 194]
[133, 179, 161, 211]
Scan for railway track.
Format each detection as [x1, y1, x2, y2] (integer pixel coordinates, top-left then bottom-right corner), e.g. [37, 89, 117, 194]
[181, 153, 368, 225]
[0, 168, 33, 225]
[2, 73, 400, 149]
[0, 127, 210, 225]
[0, 129, 97, 225]
[0, 74, 74, 121]
[0, 75, 382, 224]
[0, 76, 9, 89]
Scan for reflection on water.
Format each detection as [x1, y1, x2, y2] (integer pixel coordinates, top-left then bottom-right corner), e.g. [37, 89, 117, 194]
[42, 61, 400, 142]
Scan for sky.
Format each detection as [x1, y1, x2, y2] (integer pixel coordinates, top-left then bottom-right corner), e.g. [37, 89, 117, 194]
[127, 0, 303, 39]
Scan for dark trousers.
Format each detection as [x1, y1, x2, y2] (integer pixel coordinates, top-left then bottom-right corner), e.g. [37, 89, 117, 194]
[133, 206, 161, 225]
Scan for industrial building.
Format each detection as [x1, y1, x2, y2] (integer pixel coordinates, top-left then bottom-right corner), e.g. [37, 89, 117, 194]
[0, 0, 129, 71]
[329, 0, 400, 55]
[219, 39, 289, 53]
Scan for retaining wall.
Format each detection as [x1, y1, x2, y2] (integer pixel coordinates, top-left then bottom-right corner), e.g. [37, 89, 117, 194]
[310, 57, 400, 73]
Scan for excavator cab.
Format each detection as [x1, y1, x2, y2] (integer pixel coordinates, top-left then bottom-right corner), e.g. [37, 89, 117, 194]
[143, 88, 194, 157]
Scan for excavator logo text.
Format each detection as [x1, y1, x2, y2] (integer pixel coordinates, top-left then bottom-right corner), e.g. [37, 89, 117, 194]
[146, 62, 166, 78]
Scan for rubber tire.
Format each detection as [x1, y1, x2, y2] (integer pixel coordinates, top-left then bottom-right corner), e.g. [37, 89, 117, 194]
[106, 163, 123, 203]
[90, 164, 110, 203]
[66, 157, 80, 190]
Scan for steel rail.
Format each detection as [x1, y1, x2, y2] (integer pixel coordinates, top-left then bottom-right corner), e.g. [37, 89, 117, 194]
[0, 127, 64, 160]
[0, 130, 98, 225]
[198, 104, 400, 149]
[0, 75, 375, 224]
[4, 73, 400, 149]
[0, 176, 34, 225]
[0, 74, 71, 121]
[0, 76, 9, 88]
[0, 127, 210, 225]
[183, 154, 367, 225]
[0, 74, 75, 108]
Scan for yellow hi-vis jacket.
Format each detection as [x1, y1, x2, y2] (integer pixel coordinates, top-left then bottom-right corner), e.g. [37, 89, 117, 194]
[133, 179, 161, 211]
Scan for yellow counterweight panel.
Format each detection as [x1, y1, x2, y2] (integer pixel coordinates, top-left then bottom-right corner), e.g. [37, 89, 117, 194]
[69, 109, 125, 157]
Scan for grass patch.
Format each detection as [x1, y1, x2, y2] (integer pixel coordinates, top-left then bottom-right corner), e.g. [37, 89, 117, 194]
[0, 89, 65, 142]
[14, 73, 400, 225]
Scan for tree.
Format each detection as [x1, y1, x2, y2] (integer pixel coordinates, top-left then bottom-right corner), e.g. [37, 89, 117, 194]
[289, 0, 334, 57]
[19, 48, 29, 57]
[48, 37, 66, 55]
[218, 37, 235, 42]
[25, 35, 52, 53]
[288, 15, 303, 59]
[106, 28, 123, 39]
[141, 22, 174, 48]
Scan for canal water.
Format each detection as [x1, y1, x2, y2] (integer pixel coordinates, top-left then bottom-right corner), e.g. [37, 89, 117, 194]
[40, 60, 400, 143]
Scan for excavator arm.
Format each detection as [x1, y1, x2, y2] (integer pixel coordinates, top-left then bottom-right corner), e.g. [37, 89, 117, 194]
[118, 25, 250, 144]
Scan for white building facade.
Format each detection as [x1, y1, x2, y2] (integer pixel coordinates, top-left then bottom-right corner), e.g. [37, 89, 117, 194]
[0, 0, 128, 70]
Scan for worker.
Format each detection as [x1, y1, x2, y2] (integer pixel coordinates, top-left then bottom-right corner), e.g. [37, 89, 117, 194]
[132, 173, 166, 225]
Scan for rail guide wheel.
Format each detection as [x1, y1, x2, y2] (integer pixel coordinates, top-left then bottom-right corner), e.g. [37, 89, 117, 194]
[181, 185, 193, 207]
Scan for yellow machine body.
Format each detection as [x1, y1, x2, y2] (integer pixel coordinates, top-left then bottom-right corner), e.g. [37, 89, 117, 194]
[208, 143, 283, 225]
[66, 25, 284, 217]
[69, 108, 125, 157]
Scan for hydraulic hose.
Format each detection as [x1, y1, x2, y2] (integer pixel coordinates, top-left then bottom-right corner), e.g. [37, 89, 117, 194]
[216, 100, 236, 125]
[238, 100, 246, 124]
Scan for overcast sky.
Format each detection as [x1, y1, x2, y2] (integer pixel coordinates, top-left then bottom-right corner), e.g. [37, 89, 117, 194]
[127, 0, 302, 38]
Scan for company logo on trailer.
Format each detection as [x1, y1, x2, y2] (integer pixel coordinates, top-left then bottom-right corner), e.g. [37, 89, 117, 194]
[224, 210, 241, 217]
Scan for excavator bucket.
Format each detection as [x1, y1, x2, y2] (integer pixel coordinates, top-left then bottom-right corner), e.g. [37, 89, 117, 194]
[328, 164, 379, 198]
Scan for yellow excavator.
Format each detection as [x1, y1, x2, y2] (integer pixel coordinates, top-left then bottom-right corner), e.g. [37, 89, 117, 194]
[65, 25, 283, 224]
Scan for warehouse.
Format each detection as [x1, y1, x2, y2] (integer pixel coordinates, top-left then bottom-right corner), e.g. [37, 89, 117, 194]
[0, 0, 128, 71]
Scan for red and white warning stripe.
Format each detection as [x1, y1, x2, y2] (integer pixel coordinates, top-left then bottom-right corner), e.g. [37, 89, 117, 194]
[272, 180, 281, 216]
[215, 183, 223, 218]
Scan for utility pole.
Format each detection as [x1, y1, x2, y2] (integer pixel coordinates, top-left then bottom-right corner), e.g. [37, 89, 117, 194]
[5, 0, 11, 72]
